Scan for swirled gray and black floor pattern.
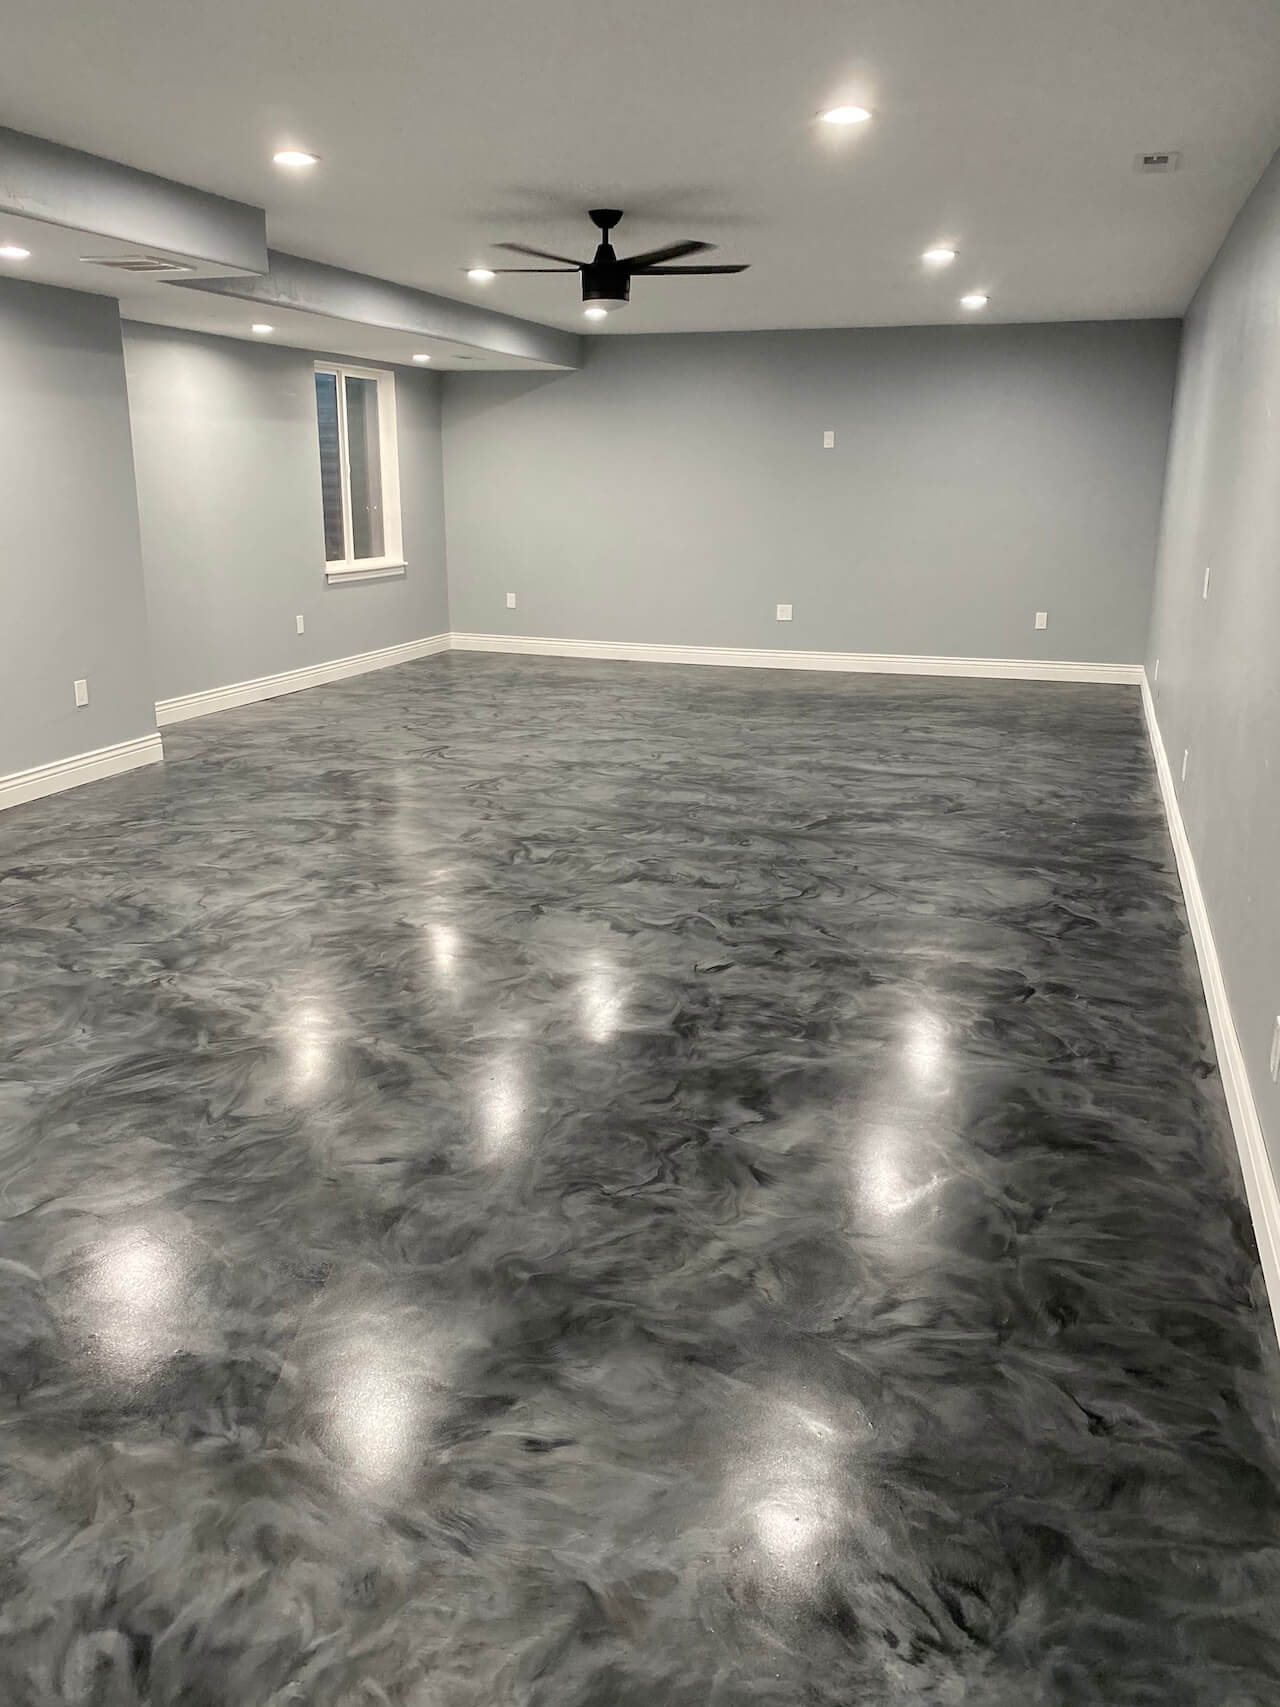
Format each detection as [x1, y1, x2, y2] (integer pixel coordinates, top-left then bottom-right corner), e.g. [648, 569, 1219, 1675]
[2, 654, 1278, 1706]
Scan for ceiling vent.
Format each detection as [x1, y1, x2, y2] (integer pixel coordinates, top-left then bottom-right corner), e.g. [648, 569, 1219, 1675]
[79, 254, 197, 273]
[1133, 151, 1181, 174]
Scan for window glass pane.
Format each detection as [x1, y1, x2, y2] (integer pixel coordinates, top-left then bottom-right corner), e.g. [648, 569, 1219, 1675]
[344, 375, 385, 560]
[314, 371, 345, 561]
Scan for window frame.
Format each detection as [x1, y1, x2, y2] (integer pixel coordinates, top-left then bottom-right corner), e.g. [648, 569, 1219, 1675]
[313, 361, 405, 583]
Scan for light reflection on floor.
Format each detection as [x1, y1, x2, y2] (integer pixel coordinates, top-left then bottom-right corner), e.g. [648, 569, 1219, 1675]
[62, 1224, 198, 1382]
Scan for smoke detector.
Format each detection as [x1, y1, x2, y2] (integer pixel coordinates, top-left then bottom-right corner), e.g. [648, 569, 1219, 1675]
[79, 254, 197, 273]
[1133, 151, 1181, 174]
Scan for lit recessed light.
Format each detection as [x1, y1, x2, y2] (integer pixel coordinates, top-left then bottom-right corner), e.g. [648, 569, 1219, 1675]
[584, 306, 608, 320]
[959, 293, 989, 311]
[251, 323, 274, 335]
[412, 352, 431, 363]
[467, 268, 496, 283]
[820, 105, 872, 126]
[922, 247, 957, 266]
[0, 243, 31, 261]
[272, 149, 318, 167]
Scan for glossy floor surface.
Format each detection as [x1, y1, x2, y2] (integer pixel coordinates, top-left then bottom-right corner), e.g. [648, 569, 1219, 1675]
[2, 656, 1279, 1707]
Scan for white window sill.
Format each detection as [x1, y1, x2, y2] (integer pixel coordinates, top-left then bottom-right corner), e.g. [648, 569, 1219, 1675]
[325, 560, 407, 584]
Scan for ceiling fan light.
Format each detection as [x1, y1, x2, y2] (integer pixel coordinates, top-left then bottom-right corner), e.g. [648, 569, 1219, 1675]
[820, 105, 872, 126]
[584, 306, 608, 320]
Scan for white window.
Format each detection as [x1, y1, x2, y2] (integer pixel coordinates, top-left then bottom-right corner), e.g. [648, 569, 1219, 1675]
[313, 362, 404, 581]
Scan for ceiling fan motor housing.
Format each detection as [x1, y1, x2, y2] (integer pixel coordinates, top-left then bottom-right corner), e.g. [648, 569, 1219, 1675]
[582, 259, 631, 310]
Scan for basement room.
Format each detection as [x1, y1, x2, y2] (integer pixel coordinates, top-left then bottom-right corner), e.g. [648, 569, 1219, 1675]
[1, 3, 1279, 1702]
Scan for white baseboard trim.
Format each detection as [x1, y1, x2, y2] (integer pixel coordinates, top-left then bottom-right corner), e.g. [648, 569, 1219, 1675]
[1141, 671, 1280, 1335]
[155, 633, 452, 726]
[450, 631, 1142, 685]
[0, 731, 165, 813]
[153, 633, 1139, 729]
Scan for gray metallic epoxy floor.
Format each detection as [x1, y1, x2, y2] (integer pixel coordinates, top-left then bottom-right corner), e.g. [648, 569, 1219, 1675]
[2, 654, 1279, 1706]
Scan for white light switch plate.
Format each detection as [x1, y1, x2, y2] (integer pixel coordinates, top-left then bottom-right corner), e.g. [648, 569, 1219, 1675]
[1202, 566, 1212, 600]
[295, 614, 305, 634]
[1181, 748, 1189, 782]
[776, 603, 793, 622]
[73, 678, 89, 708]
[823, 430, 835, 449]
[1270, 1016, 1280, 1083]
[1034, 611, 1048, 630]
[506, 592, 517, 609]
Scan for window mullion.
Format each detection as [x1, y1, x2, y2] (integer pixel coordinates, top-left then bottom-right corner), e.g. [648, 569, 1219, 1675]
[375, 372, 400, 563]
[336, 371, 355, 566]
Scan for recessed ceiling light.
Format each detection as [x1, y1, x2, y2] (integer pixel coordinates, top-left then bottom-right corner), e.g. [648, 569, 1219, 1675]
[584, 306, 608, 320]
[922, 247, 957, 266]
[412, 352, 431, 363]
[251, 323, 274, 335]
[272, 149, 318, 167]
[820, 105, 872, 126]
[0, 243, 31, 261]
[467, 268, 496, 283]
[960, 293, 989, 311]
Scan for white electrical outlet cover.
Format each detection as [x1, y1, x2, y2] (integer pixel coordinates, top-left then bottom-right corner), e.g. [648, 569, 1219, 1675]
[776, 603, 793, 621]
[506, 592, 517, 608]
[1034, 611, 1048, 629]
[1202, 566, 1212, 599]
[1270, 1017, 1280, 1083]
[296, 614, 305, 634]
[73, 678, 89, 707]
[823, 430, 835, 449]
[1181, 749, 1189, 782]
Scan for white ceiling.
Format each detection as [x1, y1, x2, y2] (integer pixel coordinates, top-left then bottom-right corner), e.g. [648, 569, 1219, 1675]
[4, 0, 1280, 336]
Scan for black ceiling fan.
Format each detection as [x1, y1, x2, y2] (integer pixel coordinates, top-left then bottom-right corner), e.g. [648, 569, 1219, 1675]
[483, 208, 748, 313]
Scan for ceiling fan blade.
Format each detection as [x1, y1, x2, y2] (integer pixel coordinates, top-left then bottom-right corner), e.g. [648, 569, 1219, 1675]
[495, 241, 584, 266]
[487, 266, 579, 273]
[618, 239, 713, 269]
[632, 263, 750, 274]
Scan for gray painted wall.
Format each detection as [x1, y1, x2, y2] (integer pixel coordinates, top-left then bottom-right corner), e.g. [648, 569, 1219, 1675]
[442, 322, 1180, 663]
[123, 324, 449, 703]
[1146, 146, 1280, 1172]
[0, 278, 156, 777]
